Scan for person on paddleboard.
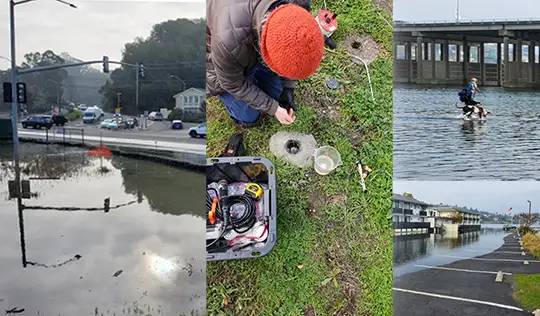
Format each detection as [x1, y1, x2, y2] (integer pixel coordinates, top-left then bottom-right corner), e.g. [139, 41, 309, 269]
[206, 0, 323, 127]
[463, 77, 486, 119]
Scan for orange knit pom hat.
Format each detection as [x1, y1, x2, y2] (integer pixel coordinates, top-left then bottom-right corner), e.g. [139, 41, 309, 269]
[260, 4, 324, 80]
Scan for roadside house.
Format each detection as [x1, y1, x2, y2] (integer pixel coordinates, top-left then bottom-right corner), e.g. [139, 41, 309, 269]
[173, 88, 205, 113]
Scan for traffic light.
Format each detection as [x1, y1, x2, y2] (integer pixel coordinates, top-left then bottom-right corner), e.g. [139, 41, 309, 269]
[16, 82, 27, 104]
[138, 63, 145, 78]
[103, 56, 109, 73]
[3, 82, 12, 103]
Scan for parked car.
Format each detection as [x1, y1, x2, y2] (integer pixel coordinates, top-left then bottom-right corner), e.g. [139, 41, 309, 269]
[52, 115, 68, 126]
[171, 120, 183, 129]
[100, 119, 114, 129]
[21, 115, 54, 129]
[148, 111, 164, 121]
[189, 122, 206, 138]
[503, 225, 517, 231]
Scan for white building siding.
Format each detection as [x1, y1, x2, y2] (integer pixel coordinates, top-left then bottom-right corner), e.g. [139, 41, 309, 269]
[173, 88, 206, 112]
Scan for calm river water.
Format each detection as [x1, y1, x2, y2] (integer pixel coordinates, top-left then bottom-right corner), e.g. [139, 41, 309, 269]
[0, 143, 205, 315]
[394, 86, 540, 180]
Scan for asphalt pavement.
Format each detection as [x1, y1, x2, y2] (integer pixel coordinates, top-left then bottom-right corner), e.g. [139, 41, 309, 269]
[394, 233, 539, 316]
[20, 119, 205, 145]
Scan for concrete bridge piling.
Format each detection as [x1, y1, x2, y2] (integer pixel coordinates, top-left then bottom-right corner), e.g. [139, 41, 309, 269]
[393, 20, 540, 87]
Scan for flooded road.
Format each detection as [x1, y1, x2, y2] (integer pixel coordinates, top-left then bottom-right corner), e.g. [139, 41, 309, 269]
[0, 143, 205, 315]
[394, 86, 540, 180]
[393, 225, 508, 277]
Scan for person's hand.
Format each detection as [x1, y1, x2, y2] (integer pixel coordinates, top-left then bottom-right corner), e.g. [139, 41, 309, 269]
[274, 106, 296, 125]
[279, 88, 298, 111]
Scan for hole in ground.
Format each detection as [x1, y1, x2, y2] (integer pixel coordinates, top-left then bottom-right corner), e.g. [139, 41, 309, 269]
[285, 140, 300, 154]
[351, 41, 361, 49]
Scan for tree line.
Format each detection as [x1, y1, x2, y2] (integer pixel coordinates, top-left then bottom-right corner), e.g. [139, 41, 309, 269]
[0, 18, 205, 116]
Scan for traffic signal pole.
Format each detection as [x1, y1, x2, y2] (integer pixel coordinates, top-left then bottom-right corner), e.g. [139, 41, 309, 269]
[135, 64, 139, 115]
[10, 0, 19, 153]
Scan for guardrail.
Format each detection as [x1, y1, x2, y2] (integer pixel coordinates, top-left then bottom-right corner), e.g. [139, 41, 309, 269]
[40, 127, 87, 145]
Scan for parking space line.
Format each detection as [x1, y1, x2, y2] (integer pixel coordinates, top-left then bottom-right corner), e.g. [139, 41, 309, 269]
[461, 250, 528, 254]
[438, 255, 540, 263]
[414, 265, 512, 275]
[393, 288, 524, 312]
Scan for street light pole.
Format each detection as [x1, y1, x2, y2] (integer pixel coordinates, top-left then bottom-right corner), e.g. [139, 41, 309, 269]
[170, 75, 186, 92]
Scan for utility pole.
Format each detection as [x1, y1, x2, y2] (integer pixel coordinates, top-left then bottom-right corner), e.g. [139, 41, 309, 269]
[527, 200, 532, 227]
[116, 92, 122, 109]
[455, 0, 460, 22]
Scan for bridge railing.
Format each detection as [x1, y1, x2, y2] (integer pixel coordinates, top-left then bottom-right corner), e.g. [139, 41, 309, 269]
[394, 18, 540, 25]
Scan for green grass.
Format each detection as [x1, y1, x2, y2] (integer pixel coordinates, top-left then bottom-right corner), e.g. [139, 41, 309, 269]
[514, 274, 540, 311]
[206, 0, 392, 315]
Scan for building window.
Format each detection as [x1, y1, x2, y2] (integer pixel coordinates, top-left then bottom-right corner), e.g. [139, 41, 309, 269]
[184, 96, 188, 104]
[396, 45, 406, 60]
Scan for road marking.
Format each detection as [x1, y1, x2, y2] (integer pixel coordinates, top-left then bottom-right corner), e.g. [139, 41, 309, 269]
[438, 255, 540, 263]
[393, 288, 524, 312]
[461, 249, 529, 254]
[414, 265, 512, 275]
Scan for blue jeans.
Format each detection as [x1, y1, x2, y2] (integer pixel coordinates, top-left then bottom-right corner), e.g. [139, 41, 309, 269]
[218, 64, 283, 123]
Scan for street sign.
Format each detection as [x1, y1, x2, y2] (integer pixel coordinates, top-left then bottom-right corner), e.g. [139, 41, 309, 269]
[8, 180, 31, 199]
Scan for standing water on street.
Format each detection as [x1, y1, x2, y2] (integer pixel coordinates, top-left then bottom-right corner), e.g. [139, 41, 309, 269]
[394, 224, 510, 277]
[0, 143, 205, 315]
[394, 86, 540, 180]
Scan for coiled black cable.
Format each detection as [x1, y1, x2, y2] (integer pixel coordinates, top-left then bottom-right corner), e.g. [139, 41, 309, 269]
[225, 195, 257, 234]
[206, 187, 258, 247]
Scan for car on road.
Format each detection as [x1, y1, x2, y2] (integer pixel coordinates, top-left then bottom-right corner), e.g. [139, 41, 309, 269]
[21, 115, 54, 129]
[52, 115, 68, 127]
[171, 120, 183, 129]
[100, 119, 114, 129]
[148, 111, 164, 121]
[503, 224, 517, 231]
[189, 122, 206, 138]
[108, 119, 127, 130]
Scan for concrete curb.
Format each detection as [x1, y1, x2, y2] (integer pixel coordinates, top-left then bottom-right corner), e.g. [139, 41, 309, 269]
[17, 137, 206, 172]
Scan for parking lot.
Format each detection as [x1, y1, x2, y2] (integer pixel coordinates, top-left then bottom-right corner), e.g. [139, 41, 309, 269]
[394, 233, 540, 316]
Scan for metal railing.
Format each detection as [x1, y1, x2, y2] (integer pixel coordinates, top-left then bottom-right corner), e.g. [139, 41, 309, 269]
[394, 18, 540, 25]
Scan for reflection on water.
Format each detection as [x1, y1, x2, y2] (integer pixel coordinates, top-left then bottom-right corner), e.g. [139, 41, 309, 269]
[394, 86, 540, 180]
[393, 225, 509, 277]
[0, 142, 205, 315]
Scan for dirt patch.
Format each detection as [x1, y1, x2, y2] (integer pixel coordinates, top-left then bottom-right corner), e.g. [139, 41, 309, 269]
[373, 0, 392, 14]
[343, 35, 381, 66]
[304, 304, 317, 316]
[298, 89, 341, 121]
[307, 189, 328, 217]
[329, 193, 347, 205]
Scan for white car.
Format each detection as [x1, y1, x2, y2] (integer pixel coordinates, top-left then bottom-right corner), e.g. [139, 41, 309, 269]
[189, 122, 206, 138]
[148, 111, 164, 121]
[100, 119, 113, 129]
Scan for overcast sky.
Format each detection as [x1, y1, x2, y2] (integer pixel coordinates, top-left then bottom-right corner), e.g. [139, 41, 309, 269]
[394, 181, 540, 214]
[0, 0, 204, 70]
[394, 0, 540, 22]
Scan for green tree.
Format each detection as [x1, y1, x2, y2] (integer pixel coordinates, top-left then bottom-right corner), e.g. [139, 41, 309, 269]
[100, 18, 205, 114]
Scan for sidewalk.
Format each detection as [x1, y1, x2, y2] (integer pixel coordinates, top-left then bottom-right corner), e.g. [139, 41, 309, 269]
[394, 233, 539, 316]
